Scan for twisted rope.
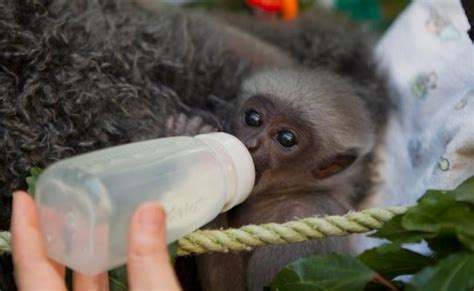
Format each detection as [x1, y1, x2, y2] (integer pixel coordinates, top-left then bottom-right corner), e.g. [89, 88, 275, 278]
[176, 206, 407, 256]
[0, 206, 407, 257]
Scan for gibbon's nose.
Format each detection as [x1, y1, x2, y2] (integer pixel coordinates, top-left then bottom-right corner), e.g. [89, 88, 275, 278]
[245, 137, 259, 152]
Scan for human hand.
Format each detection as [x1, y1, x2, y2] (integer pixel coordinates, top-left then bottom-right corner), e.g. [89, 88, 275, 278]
[11, 191, 182, 290]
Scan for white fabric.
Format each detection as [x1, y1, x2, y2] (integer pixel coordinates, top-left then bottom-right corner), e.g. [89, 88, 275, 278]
[373, 0, 474, 208]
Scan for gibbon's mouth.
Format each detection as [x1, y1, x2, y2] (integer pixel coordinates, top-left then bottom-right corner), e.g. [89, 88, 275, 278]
[254, 169, 262, 186]
[252, 160, 264, 184]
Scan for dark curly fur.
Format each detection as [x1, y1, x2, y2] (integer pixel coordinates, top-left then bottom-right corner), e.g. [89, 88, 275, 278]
[0, 0, 387, 289]
[0, 1, 251, 288]
[0, 0, 250, 226]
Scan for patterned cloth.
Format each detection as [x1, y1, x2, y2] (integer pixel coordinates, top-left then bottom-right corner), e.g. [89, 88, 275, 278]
[373, 0, 474, 207]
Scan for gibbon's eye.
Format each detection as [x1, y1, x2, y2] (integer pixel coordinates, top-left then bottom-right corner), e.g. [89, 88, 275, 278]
[277, 130, 297, 147]
[244, 110, 262, 127]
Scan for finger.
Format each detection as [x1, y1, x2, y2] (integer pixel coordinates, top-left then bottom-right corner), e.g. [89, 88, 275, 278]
[185, 116, 204, 135]
[11, 191, 66, 291]
[165, 115, 176, 136]
[199, 124, 217, 134]
[174, 113, 187, 135]
[73, 272, 109, 291]
[127, 203, 181, 291]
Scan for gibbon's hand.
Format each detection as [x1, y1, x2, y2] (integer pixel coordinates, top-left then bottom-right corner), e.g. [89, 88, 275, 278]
[166, 113, 219, 137]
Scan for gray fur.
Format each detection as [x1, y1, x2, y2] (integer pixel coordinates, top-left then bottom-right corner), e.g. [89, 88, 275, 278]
[198, 12, 391, 291]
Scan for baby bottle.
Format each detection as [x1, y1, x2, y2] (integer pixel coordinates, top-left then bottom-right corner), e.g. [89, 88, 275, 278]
[35, 132, 255, 275]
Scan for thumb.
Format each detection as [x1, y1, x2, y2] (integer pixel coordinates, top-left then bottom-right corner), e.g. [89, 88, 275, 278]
[127, 203, 181, 291]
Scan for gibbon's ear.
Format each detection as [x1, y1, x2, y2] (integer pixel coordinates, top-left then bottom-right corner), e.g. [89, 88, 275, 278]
[312, 154, 357, 179]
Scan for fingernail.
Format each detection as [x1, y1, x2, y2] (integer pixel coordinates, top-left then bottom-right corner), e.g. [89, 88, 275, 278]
[137, 204, 162, 230]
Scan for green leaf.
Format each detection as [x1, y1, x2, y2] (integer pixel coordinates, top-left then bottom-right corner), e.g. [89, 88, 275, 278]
[168, 242, 178, 264]
[358, 246, 435, 279]
[271, 254, 375, 291]
[26, 167, 43, 198]
[408, 253, 474, 291]
[450, 177, 474, 204]
[109, 266, 128, 291]
[365, 279, 406, 291]
[371, 242, 404, 254]
[370, 214, 427, 244]
[402, 191, 474, 238]
[426, 235, 466, 257]
[272, 282, 323, 291]
[458, 233, 474, 252]
[371, 177, 474, 249]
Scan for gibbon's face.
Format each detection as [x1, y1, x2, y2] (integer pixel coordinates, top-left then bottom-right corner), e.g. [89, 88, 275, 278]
[232, 69, 375, 195]
[234, 95, 315, 193]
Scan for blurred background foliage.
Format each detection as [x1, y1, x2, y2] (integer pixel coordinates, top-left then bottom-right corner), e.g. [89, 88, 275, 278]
[166, 0, 411, 30]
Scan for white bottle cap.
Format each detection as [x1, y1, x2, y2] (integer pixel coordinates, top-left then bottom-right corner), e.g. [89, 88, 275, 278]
[195, 133, 255, 212]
